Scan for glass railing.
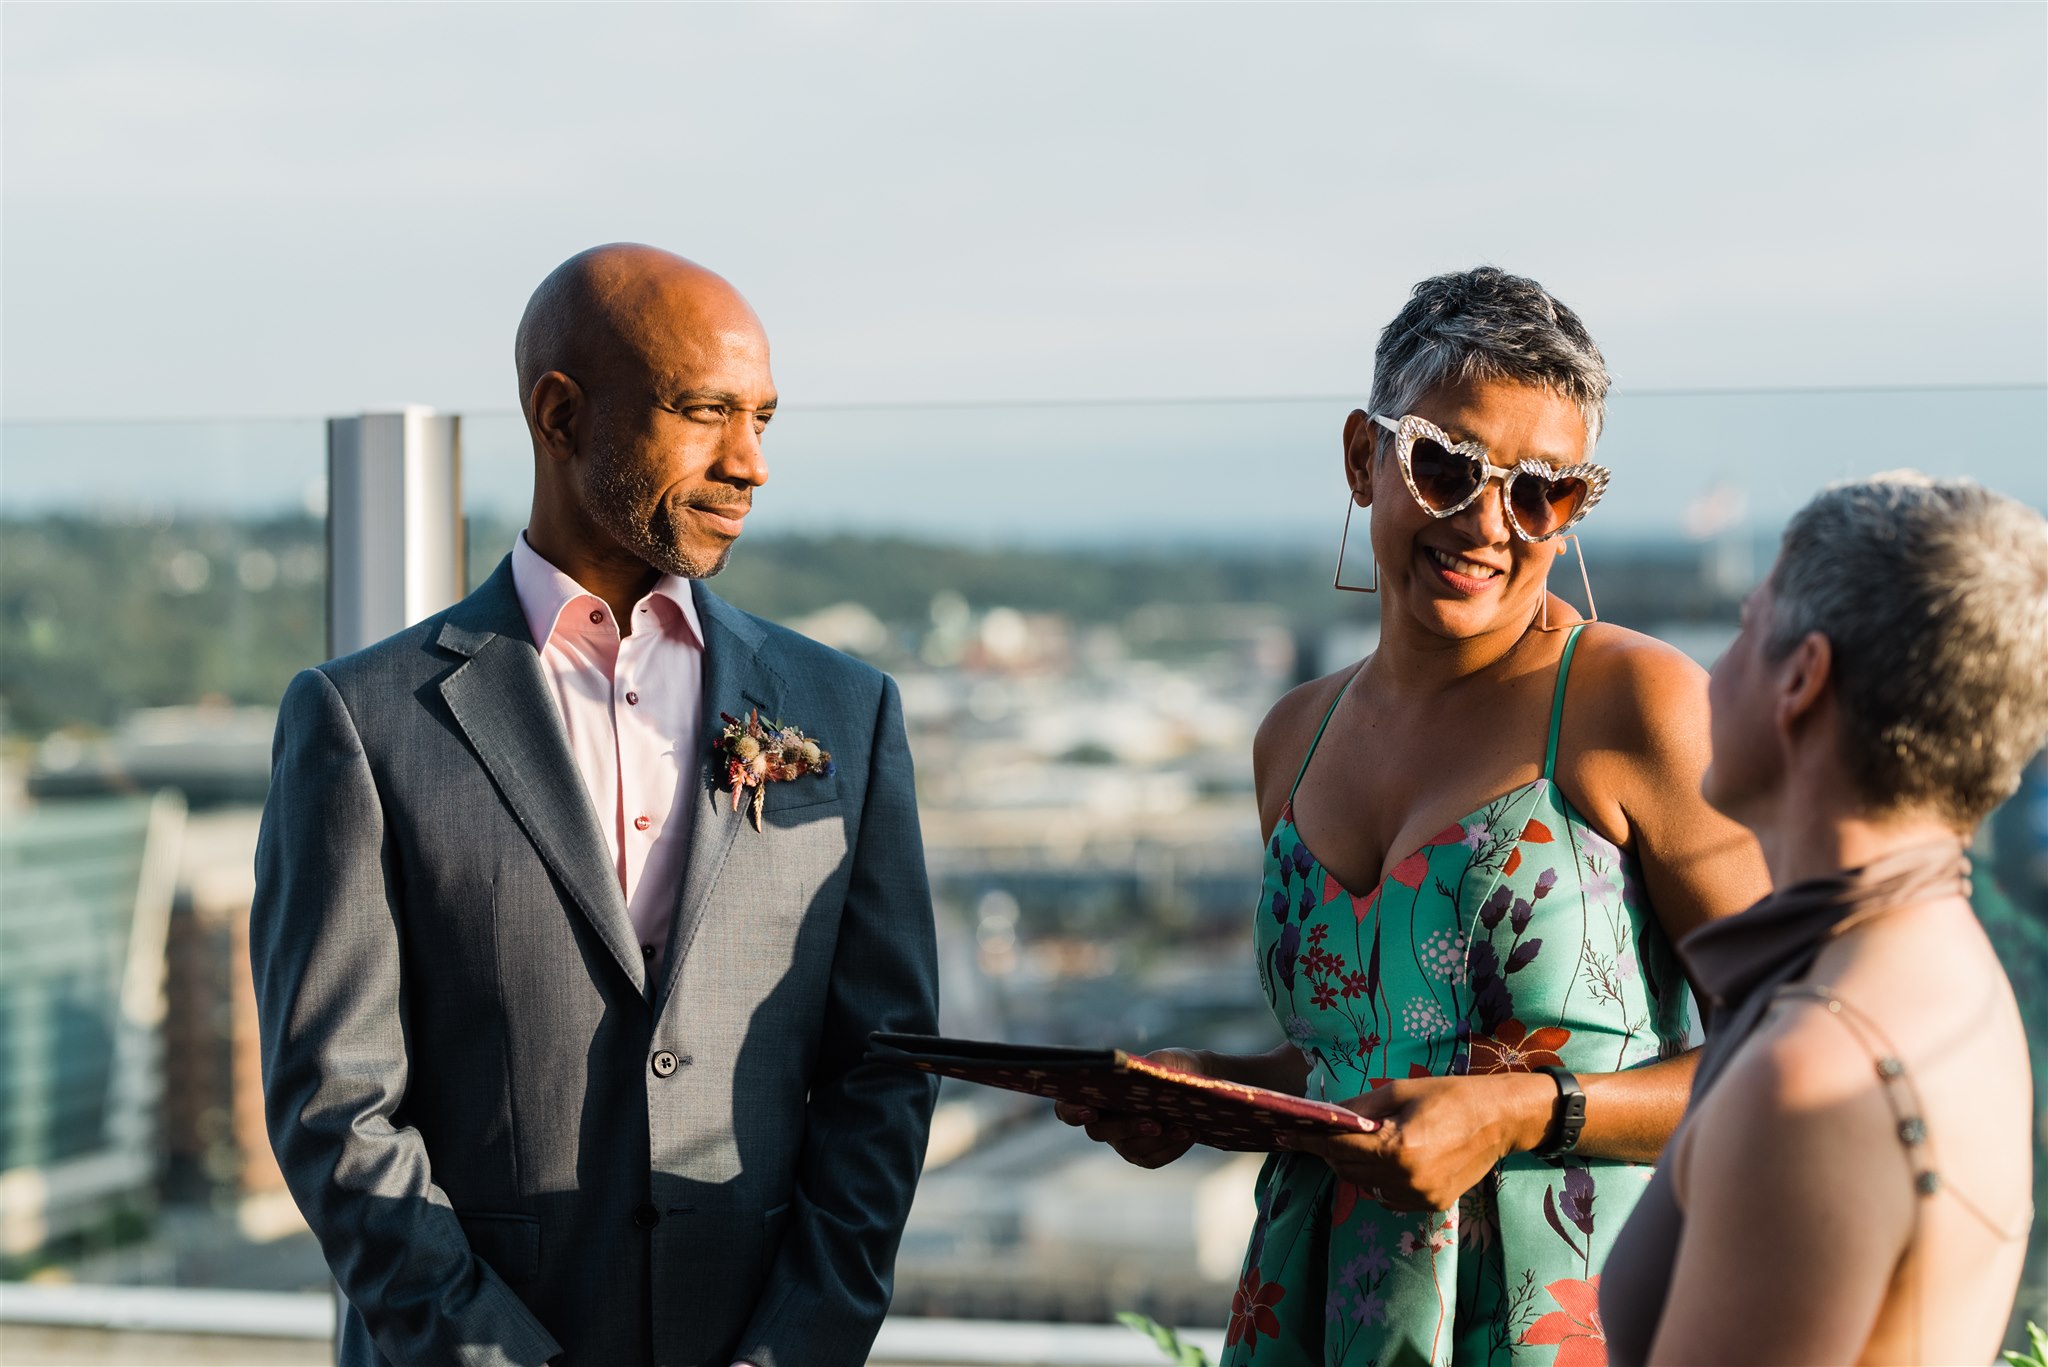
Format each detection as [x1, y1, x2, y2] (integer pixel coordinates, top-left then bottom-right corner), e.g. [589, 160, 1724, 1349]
[2, 388, 2043, 1343]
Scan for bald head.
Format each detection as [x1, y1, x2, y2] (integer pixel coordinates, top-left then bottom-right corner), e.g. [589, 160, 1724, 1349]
[515, 244, 761, 410]
[517, 244, 774, 587]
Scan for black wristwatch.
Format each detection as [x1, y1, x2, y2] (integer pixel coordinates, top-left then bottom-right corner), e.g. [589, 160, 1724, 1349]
[1532, 1066, 1586, 1159]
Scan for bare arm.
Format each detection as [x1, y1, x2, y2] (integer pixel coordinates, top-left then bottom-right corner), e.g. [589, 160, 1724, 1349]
[1648, 1010, 1909, 1364]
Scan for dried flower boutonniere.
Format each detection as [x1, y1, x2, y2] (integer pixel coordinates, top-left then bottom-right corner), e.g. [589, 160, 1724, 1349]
[714, 710, 835, 831]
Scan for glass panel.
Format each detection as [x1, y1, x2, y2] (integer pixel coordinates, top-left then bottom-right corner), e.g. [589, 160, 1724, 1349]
[1, 390, 2042, 1342]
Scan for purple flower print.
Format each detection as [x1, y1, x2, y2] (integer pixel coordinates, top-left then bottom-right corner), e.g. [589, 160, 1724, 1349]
[1356, 1242, 1390, 1278]
[1271, 833, 1284, 861]
[1292, 843, 1314, 877]
[1542, 1184, 1586, 1260]
[1583, 866, 1621, 903]
[1506, 938, 1544, 973]
[1271, 888, 1289, 924]
[1461, 820, 1492, 850]
[1533, 867, 1559, 900]
[1578, 826, 1621, 868]
[1298, 885, 1317, 918]
[1276, 923, 1300, 988]
[1561, 1166, 1597, 1236]
[1480, 885, 1513, 929]
[1510, 897, 1535, 933]
[1350, 1290, 1388, 1326]
[1474, 975, 1513, 1035]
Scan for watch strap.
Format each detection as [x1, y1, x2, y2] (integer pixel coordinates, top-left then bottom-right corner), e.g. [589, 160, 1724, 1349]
[1532, 1066, 1586, 1159]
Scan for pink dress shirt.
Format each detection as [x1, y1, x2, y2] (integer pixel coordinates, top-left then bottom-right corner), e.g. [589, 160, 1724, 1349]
[511, 534, 703, 973]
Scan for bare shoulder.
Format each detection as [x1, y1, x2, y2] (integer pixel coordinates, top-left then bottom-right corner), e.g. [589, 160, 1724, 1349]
[1686, 996, 1912, 1213]
[1252, 667, 1360, 821]
[1562, 623, 1710, 756]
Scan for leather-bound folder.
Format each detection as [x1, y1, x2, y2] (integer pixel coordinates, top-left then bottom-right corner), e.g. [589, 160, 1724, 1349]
[866, 1032, 1378, 1152]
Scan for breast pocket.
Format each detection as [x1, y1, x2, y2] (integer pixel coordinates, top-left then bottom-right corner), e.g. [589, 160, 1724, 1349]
[761, 771, 843, 817]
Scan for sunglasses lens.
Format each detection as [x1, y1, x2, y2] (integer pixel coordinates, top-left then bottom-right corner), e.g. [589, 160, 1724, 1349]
[1511, 473, 1590, 537]
[1409, 438, 1481, 512]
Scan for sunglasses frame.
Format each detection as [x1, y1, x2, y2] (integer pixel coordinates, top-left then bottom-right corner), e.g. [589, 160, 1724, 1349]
[1369, 412, 1610, 542]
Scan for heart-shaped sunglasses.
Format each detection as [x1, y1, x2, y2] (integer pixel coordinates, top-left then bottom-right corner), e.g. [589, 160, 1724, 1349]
[1371, 413, 1610, 542]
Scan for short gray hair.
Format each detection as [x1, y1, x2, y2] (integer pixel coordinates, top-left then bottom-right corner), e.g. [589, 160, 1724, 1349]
[1766, 472, 2048, 829]
[1369, 267, 1611, 451]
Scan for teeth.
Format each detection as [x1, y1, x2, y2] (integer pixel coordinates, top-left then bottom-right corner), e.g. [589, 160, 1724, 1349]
[1429, 547, 1501, 579]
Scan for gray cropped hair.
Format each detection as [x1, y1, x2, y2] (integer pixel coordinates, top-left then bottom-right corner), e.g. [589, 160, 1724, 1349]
[1369, 267, 1611, 451]
[1766, 472, 2048, 829]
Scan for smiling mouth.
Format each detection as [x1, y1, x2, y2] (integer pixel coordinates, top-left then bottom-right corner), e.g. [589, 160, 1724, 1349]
[686, 504, 749, 536]
[1425, 546, 1504, 581]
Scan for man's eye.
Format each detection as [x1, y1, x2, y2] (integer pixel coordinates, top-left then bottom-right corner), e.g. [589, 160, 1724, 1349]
[685, 405, 726, 421]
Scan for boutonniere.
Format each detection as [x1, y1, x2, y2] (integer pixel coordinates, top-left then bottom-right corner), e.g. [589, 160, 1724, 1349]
[714, 710, 835, 831]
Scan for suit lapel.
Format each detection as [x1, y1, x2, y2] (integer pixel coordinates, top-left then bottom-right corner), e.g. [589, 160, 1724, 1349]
[437, 561, 647, 996]
[653, 583, 782, 1019]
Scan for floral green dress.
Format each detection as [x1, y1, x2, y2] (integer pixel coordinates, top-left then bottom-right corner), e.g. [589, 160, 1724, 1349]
[1225, 627, 1690, 1367]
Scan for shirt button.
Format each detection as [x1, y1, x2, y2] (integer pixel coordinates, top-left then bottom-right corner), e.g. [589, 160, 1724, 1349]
[625, 691, 639, 706]
[651, 1050, 679, 1078]
[589, 609, 604, 624]
[641, 944, 655, 961]
[631, 1203, 660, 1229]
[634, 815, 651, 832]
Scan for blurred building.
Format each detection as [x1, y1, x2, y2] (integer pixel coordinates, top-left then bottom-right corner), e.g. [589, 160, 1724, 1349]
[161, 809, 281, 1203]
[0, 793, 184, 1273]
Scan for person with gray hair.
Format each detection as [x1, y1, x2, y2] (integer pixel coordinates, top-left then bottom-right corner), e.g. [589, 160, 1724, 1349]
[1602, 474, 2048, 1365]
[1057, 267, 1768, 1364]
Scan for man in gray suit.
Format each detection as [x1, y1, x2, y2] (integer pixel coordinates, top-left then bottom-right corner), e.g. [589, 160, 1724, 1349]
[252, 244, 939, 1367]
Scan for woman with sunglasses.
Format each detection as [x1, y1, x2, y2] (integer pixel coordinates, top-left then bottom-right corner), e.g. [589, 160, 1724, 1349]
[1058, 268, 1766, 1365]
[1601, 476, 2045, 1365]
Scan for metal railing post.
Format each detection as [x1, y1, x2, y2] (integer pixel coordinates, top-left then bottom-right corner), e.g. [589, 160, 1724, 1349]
[325, 407, 464, 657]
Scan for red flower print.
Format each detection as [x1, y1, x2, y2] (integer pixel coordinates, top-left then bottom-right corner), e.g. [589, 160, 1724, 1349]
[1311, 982, 1338, 1010]
[1352, 886, 1380, 924]
[1367, 1063, 1435, 1090]
[1333, 1179, 1360, 1226]
[1427, 823, 1466, 846]
[1322, 876, 1348, 907]
[1307, 923, 1330, 946]
[1468, 1019, 1572, 1074]
[1519, 1275, 1606, 1367]
[1340, 970, 1370, 999]
[1226, 1269, 1287, 1347]
[1503, 847, 1523, 876]
[1521, 819, 1554, 843]
[1389, 849, 1432, 888]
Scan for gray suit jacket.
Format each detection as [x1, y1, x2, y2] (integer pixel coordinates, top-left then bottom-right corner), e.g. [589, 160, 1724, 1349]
[251, 559, 939, 1367]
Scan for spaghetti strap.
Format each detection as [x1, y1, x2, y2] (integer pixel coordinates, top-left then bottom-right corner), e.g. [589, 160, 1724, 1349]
[1543, 624, 1586, 780]
[1290, 667, 1362, 801]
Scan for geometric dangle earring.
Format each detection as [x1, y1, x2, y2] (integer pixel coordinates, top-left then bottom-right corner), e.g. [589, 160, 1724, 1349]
[1332, 497, 1379, 593]
[1538, 533, 1598, 630]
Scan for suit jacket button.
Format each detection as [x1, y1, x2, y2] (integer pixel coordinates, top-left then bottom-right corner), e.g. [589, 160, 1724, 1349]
[651, 1050, 679, 1078]
[631, 1203, 660, 1229]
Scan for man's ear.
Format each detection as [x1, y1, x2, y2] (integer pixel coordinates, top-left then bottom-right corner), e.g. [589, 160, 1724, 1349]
[528, 371, 584, 465]
[1341, 409, 1376, 508]
[1775, 631, 1833, 739]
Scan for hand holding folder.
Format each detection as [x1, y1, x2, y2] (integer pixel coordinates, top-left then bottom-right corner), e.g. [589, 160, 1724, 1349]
[866, 1032, 1378, 1153]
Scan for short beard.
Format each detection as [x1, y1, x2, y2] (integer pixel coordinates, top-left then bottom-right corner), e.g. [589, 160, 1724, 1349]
[581, 427, 741, 580]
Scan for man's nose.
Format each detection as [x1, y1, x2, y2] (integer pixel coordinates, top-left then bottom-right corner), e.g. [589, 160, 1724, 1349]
[713, 418, 770, 487]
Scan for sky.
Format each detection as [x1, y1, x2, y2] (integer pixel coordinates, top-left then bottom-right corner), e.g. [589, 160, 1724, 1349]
[1, 3, 2043, 536]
